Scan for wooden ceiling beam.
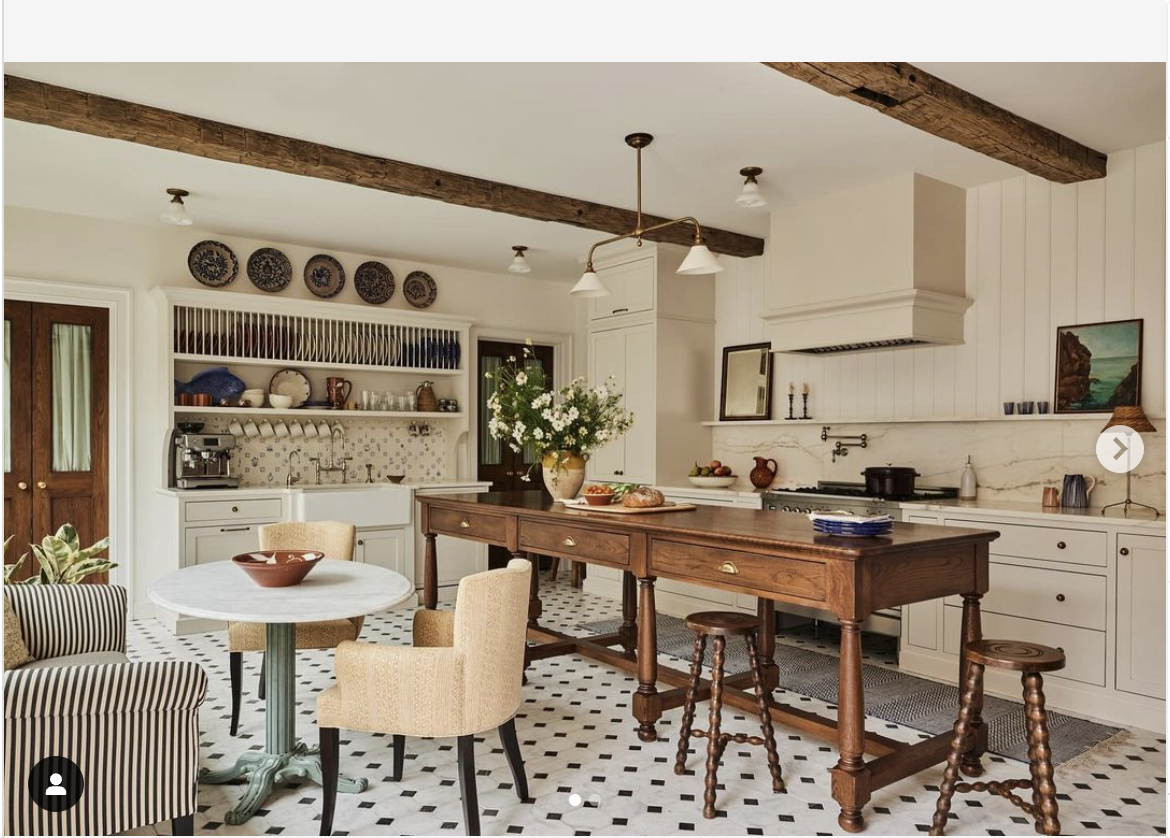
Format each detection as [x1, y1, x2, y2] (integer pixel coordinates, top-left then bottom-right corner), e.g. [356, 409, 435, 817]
[4, 75, 765, 258]
[765, 62, 1107, 183]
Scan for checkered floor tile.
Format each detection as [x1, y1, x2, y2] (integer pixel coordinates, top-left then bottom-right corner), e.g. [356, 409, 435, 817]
[127, 579, 1166, 836]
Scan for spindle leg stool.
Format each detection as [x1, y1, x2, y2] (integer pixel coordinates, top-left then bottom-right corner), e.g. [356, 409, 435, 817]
[930, 639, 1066, 836]
[673, 611, 784, 819]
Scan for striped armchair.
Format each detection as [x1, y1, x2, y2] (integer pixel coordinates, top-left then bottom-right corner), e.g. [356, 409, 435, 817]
[4, 585, 207, 836]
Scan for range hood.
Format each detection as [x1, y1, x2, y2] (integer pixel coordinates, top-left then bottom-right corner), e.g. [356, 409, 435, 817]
[763, 173, 971, 354]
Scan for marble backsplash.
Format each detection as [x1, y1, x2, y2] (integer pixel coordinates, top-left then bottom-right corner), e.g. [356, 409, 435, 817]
[713, 418, 1166, 511]
[182, 416, 448, 486]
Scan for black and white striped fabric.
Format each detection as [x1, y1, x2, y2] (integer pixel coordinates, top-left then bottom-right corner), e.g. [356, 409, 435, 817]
[4, 584, 127, 660]
[3, 586, 208, 836]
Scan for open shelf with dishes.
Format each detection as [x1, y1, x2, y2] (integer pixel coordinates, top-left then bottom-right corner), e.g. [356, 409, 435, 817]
[174, 405, 464, 420]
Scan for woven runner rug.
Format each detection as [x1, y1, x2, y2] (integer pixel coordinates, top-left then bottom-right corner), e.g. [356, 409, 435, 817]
[578, 614, 1121, 766]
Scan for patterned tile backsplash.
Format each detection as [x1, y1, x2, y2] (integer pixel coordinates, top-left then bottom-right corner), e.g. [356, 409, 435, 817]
[183, 415, 448, 486]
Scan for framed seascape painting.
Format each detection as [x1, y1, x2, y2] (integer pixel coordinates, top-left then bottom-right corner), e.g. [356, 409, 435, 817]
[1054, 319, 1143, 413]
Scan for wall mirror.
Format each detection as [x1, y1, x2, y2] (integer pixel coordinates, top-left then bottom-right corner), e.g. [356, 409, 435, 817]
[719, 342, 773, 421]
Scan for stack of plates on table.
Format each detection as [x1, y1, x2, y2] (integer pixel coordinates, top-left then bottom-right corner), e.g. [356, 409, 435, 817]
[808, 511, 894, 537]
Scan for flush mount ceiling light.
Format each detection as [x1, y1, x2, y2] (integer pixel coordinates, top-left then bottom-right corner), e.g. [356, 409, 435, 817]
[160, 188, 192, 226]
[508, 245, 531, 274]
[571, 132, 724, 298]
[735, 166, 767, 208]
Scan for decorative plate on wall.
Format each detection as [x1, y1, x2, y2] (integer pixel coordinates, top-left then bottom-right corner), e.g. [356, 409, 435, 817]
[303, 254, 346, 298]
[246, 247, 293, 292]
[354, 261, 395, 304]
[269, 368, 312, 408]
[188, 240, 239, 287]
[403, 271, 437, 309]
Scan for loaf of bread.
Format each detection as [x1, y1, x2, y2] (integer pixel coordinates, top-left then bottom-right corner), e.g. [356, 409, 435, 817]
[622, 486, 665, 508]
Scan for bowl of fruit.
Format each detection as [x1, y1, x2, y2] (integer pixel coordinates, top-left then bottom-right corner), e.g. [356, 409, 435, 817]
[688, 460, 737, 488]
[582, 484, 617, 505]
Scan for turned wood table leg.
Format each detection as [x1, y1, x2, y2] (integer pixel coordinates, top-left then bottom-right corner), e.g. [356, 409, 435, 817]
[831, 618, 870, 833]
[633, 576, 661, 742]
[524, 551, 542, 629]
[959, 594, 987, 776]
[619, 571, 638, 654]
[755, 598, 778, 693]
[423, 533, 438, 610]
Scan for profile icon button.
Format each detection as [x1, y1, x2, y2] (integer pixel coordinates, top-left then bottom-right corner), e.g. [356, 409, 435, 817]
[28, 757, 84, 812]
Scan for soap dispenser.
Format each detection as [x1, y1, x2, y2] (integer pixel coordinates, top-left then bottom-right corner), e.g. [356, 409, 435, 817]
[959, 455, 978, 501]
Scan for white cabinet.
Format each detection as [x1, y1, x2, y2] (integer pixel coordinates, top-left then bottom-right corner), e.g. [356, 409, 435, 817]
[183, 522, 268, 567]
[588, 256, 655, 322]
[356, 527, 407, 575]
[902, 512, 942, 651]
[1116, 533, 1166, 699]
[587, 323, 656, 483]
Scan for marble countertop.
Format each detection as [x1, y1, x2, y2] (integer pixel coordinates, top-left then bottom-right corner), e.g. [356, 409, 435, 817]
[900, 497, 1166, 531]
[149, 559, 415, 622]
[157, 479, 490, 499]
[655, 484, 763, 501]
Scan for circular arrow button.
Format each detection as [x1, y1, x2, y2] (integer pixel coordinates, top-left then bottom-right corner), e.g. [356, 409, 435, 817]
[1096, 426, 1145, 474]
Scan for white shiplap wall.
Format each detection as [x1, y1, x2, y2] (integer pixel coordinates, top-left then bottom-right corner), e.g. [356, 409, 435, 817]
[715, 142, 1166, 421]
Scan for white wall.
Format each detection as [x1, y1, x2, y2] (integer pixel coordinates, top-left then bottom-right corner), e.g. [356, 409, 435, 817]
[713, 142, 1166, 509]
[3, 206, 584, 615]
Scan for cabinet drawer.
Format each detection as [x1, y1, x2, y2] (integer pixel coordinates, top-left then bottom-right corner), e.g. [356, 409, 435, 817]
[183, 523, 264, 568]
[944, 517, 1106, 567]
[519, 521, 629, 568]
[945, 562, 1106, 631]
[429, 508, 508, 544]
[651, 540, 826, 604]
[943, 606, 1105, 686]
[184, 497, 283, 523]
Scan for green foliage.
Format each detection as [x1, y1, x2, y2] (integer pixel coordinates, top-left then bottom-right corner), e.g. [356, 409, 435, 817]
[3, 524, 115, 585]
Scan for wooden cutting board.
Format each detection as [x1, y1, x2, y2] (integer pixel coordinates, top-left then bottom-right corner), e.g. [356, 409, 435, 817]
[561, 501, 697, 514]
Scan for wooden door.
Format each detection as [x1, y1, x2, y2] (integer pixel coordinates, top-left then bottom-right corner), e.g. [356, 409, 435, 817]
[476, 339, 554, 492]
[4, 302, 33, 573]
[4, 302, 109, 582]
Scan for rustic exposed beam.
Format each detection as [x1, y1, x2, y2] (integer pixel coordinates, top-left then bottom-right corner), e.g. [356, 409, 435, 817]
[4, 75, 764, 258]
[765, 62, 1107, 184]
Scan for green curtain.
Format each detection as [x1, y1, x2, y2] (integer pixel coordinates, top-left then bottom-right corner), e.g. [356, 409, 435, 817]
[51, 324, 92, 472]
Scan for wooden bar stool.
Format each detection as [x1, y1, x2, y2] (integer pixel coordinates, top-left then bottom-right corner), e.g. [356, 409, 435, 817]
[673, 611, 784, 819]
[930, 639, 1065, 837]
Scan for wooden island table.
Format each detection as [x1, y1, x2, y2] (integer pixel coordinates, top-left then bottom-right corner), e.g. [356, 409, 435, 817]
[418, 491, 997, 832]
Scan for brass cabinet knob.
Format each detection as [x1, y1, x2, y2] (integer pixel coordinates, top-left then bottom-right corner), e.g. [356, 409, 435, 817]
[36, 481, 47, 490]
[563, 536, 577, 547]
[459, 520, 470, 528]
[16, 482, 27, 491]
[719, 561, 739, 575]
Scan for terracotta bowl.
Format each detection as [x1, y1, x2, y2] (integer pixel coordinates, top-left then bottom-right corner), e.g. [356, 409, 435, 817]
[583, 491, 616, 506]
[232, 550, 324, 588]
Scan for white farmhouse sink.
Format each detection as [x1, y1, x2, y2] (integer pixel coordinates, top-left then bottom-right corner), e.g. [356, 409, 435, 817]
[291, 485, 411, 528]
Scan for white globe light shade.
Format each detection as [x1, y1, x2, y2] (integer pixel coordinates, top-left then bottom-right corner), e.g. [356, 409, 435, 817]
[677, 244, 724, 275]
[570, 270, 610, 297]
[508, 252, 531, 274]
[735, 180, 767, 208]
[160, 199, 193, 226]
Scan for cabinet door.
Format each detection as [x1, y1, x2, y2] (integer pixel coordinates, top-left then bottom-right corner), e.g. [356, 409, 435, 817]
[589, 257, 655, 321]
[356, 527, 407, 575]
[587, 328, 628, 480]
[620, 324, 655, 484]
[183, 523, 266, 567]
[903, 513, 941, 650]
[415, 532, 487, 589]
[1116, 533, 1166, 699]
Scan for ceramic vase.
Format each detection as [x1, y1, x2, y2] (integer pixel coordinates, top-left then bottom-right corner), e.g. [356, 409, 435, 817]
[542, 450, 586, 502]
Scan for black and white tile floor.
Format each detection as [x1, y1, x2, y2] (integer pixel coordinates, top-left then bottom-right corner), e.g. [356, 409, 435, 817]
[128, 580, 1165, 836]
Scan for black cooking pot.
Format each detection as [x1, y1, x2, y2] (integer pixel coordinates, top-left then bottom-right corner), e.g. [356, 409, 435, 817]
[861, 466, 920, 498]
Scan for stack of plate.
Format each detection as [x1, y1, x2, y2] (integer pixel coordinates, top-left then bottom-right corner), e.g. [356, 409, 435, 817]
[808, 511, 894, 537]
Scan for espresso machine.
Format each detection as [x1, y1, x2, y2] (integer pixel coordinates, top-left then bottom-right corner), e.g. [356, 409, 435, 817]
[168, 429, 240, 489]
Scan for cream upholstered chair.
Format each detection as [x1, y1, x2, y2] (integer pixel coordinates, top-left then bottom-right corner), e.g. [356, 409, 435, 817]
[227, 521, 358, 736]
[317, 559, 532, 837]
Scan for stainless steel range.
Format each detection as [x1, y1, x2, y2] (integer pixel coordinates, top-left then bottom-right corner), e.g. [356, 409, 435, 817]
[761, 481, 959, 637]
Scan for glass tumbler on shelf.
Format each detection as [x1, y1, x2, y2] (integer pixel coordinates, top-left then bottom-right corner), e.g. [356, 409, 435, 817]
[407, 393, 417, 412]
[361, 390, 373, 411]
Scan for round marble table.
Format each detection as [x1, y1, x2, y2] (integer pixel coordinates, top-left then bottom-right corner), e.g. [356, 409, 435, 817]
[149, 559, 414, 825]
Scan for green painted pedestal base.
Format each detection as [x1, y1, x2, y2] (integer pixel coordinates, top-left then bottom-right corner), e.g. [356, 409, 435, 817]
[200, 622, 366, 825]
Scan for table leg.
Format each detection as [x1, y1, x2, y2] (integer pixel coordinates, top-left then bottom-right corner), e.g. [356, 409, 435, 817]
[200, 622, 368, 825]
[619, 571, 638, 654]
[830, 618, 870, 833]
[755, 598, 778, 693]
[423, 533, 438, 610]
[959, 593, 986, 776]
[521, 551, 542, 628]
[633, 576, 661, 742]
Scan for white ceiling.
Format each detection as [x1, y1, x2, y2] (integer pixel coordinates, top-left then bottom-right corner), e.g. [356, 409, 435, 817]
[4, 62, 1164, 279]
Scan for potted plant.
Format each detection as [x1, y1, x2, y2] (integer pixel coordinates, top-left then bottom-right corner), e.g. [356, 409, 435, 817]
[485, 341, 634, 501]
[4, 524, 116, 584]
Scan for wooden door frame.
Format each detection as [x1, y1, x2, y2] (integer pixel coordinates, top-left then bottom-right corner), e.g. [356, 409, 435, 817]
[5, 278, 133, 593]
[469, 327, 573, 483]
